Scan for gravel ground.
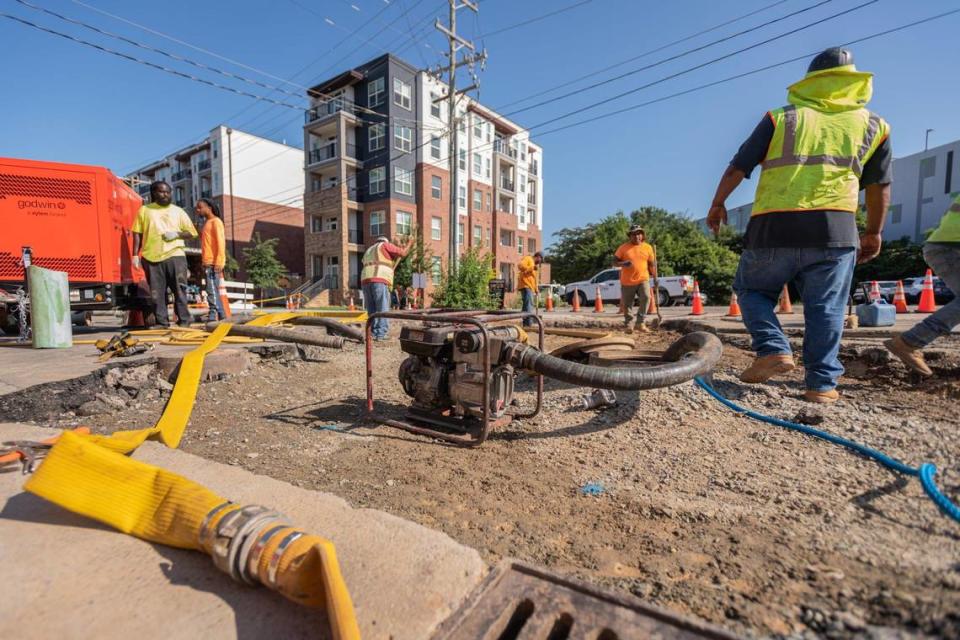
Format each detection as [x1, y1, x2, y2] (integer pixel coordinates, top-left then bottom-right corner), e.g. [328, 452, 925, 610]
[12, 325, 960, 639]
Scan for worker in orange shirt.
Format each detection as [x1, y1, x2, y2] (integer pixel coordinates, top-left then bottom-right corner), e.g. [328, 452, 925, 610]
[517, 251, 543, 327]
[197, 198, 227, 322]
[613, 225, 657, 333]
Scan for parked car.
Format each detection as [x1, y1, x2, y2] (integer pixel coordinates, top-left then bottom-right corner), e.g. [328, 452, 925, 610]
[563, 269, 696, 307]
[901, 276, 949, 304]
[538, 283, 565, 299]
[933, 278, 955, 304]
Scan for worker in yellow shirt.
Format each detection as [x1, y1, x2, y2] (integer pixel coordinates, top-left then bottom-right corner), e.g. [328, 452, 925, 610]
[197, 198, 227, 322]
[131, 181, 198, 328]
[517, 251, 543, 327]
[613, 225, 657, 333]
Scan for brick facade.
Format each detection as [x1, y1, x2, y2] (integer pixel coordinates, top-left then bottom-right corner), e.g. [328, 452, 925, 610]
[216, 194, 304, 276]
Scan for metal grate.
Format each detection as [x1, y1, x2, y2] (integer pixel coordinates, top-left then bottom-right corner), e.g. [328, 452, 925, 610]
[434, 561, 741, 640]
[0, 252, 97, 280]
[0, 173, 92, 205]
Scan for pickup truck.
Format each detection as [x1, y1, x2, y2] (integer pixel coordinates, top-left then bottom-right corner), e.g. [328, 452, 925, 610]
[563, 268, 697, 307]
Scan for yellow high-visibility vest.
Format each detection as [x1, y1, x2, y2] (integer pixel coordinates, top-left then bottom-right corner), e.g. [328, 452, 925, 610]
[927, 194, 960, 243]
[752, 65, 889, 216]
[361, 242, 395, 286]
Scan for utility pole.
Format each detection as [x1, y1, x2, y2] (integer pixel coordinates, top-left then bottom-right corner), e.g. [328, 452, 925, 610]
[434, 0, 485, 273]
[227, 127, 237, 260]
[925, 128, 934, 151]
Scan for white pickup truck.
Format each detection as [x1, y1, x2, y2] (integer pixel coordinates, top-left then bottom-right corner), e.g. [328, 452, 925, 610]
[563, 268, 700, 307]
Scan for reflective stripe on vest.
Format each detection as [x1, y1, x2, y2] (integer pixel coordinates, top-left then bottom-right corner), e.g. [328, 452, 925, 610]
[927, 194, 960, 243]
[361, 242, 394, 284]
[752, 105, 889, 216]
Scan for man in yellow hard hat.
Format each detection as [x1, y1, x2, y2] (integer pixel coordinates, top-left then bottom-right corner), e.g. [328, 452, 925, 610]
[886, 194, 960, 376]
[707, 47, 891, 403]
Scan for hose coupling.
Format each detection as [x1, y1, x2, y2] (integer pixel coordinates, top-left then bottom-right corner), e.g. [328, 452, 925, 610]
[200, 502, 289, 585]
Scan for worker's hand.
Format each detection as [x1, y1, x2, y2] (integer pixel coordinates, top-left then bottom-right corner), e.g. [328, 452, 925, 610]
[162, 231, 180, 242]
[132, 256, 141, 270]
[707, 204, 727, 236]
[857, 233, 882, 264]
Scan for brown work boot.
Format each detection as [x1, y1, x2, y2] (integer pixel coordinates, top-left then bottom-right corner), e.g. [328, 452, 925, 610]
[803, 389, 840, 404]
[739, 354, 796, 383]
[884, 336, 933, 377]
[623, 324, 634, 334]
[635, 322, 650, 333]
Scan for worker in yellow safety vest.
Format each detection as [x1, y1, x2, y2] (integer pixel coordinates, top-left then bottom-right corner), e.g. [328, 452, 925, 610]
[706, 47, 892, 404]
[517, 251, 543, 327]
[886, 194, 960, 376]
[361, 235, 410, 340]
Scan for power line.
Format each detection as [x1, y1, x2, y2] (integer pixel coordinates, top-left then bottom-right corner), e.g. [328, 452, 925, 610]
[494, 0, 791, 110]
[476, 0, 593, 38]
[14, 0, 307, 100]
[502, 0, 839, 118]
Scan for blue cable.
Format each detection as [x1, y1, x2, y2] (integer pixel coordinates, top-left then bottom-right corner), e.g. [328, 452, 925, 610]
[694, 377, 960, 524]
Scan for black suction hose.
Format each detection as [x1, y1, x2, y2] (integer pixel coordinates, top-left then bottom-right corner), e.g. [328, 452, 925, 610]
[510, 332, 722, 391]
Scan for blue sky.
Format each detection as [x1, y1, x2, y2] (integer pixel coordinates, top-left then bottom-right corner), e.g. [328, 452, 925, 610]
[2, 0, 958, 246]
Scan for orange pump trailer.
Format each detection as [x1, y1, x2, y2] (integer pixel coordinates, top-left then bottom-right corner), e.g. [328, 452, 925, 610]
[0, 156, 151, 327]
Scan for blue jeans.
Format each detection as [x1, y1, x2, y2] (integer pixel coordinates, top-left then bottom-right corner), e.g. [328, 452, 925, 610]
[362, 281, 390, 339]
[902, 243, 960, 348]
[734, 247, 856, 392]
[520, 287, 536, 326]
[204, 267, 225, 321]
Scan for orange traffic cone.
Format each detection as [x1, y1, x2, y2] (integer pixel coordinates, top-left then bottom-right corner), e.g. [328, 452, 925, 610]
[571, 287, 581, 312]
[545, 291, 554, 312]
[917, 269, 937, 313]
[124, 309, 146, 328]
[869, 280, 882, 302]
[893, 280, 909, 313]
[777, 284, 793, 314]
[726, 291, 742, 317]
[348, 293, 356, 312]
[593, 286, 604, 313]
[690, 280, 704, 316]
[218, 280, 232, 319]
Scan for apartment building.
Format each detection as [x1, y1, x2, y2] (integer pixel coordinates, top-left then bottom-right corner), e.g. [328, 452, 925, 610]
[696, 137, 960, 243]
[128, 125, 305, 275]
[303, 53, 545, 302]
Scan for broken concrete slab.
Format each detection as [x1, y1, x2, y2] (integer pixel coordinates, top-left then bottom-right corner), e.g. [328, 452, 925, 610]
[157, 348, 252, 382]
[0, 423, 487, 640]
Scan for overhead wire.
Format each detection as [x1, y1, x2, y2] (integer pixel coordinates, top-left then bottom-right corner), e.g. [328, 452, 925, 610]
[475, 0, 594, 39]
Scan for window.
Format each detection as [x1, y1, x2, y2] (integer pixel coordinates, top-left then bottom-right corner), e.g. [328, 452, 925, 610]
[325, 255, 340, 279]
[485, 157, 491, 179]
[431, 175, 442, 199]
[310, 177, 322, 192]
[473, 224, 482, 246]
[473, 189, 482, 211]
[368, 124, 385, 152]
[393, 78, 411, 110]
[311, 216, 322, 233]
[430, 136, 441, 160]
[890, 204, 903, 224]
[519, 205, 526, 225]
[473, 152, 482, 176]
[485, 193, 492, 212]
[430, 96, 441, 119]
[396, 210, 412, 236]
[458, 149, 466, 171]
[458, 185, 466, 208]
[517, 236, 524, 254]
[458, 118, 466, 133]
[473, 117, 482, 138]
[500, 229, 514, 247]
[368, 77, 385, 107]
[368, 166, 385, 194]
[370, 210, 385, 237]
[458, 222, 465, 246]
[394, 125, 412, 152]
[431, 216, 442, 240]
[394, 167, 413, 196]
[947, 151, 954, 194]
[595, 270, 619, 283]
[430, 256, 443, 283]
[324, 216, 338, 232]
[528, 238, 536, 254]
[312, 255, 323, 278]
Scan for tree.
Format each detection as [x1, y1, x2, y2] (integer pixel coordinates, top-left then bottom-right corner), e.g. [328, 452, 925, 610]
[548, 207, 740, 303]
[223, 253, 240, 279]
[432, 247, 495, 309]
[393, 226, 432, 290]
[242, 233, 285, 304]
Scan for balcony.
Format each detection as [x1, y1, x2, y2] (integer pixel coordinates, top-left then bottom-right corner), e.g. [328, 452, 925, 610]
[499, 176, 515, 192]
[200, 189, 212, 199]
[494, 139, 517, 160]
[348, 228, 363, 244]
[305, 100, 356, 125]
[137, 184, 151, 196]
[527, 193, 537, 206]
[196, 159, 211, 172]
[307, 143, 359, 167]
[528, 161, 539, 176]
[171, 170, 190, 182]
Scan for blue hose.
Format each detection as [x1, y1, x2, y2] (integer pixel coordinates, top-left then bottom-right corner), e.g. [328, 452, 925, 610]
[694, 377, 960, 524]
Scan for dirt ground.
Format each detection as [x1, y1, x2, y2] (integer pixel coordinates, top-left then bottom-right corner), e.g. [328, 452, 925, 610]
[14, 325, 960, 639]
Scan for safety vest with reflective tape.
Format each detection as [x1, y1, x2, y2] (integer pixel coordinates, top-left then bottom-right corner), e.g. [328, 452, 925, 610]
[752, 105, 889, 216]
[927, 194, 960, 243]
[361, 242, 395, 286]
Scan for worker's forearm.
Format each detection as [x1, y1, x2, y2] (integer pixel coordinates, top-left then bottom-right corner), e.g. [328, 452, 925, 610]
[864, 183, 890, 234]
[711, 165, 746, 206]
[132, 233, 141, 256]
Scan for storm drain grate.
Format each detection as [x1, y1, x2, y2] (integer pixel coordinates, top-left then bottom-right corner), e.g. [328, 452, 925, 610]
[434, 561, 741, 640]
